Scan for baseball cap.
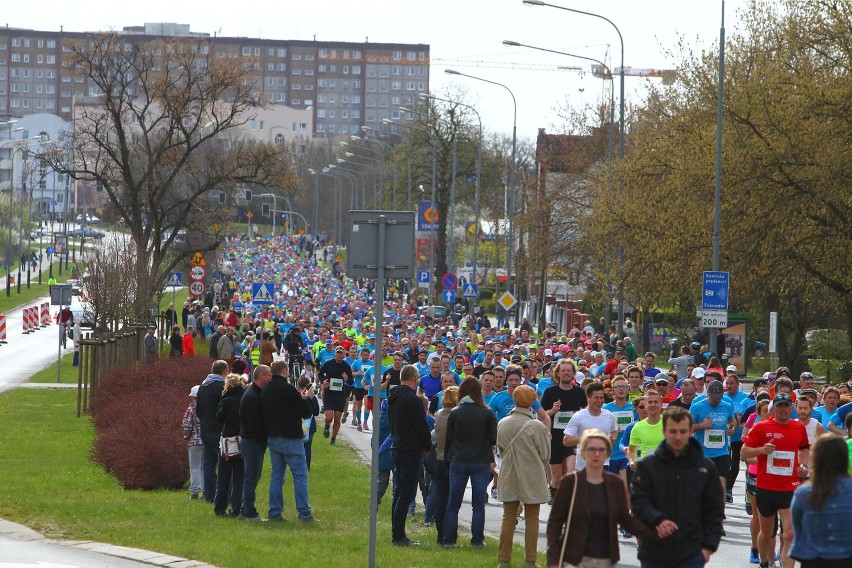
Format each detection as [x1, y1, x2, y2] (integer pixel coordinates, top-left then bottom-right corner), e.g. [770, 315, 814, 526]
[706, 380, 724, 397]
[642, 379, 655, 389]
[772, 392, 793, 406]
[690, 341, 701, 347]
[325, 339, 333, 344]
[725, 364, 738, 373]
[335, 346, 345, 353]
[511, 355, 523, 363]
[189, 385, 200, 397]
[691, 367, 706, 379]
[755, 392, 771, 402]
[544, 348, 553, 356]
[654, 373, 669, 385]
[529, 344, 538, 349]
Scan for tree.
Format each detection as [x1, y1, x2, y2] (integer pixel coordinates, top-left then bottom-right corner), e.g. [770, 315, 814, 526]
[39, 33, 296, 321]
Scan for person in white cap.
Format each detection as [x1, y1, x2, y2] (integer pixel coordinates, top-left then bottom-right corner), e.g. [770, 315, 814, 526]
[181, 385, 204, 500]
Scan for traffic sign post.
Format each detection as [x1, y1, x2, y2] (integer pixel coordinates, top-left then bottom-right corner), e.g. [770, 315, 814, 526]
[701, 310, 728, 329]
[252, 282, 275, 305]
[189, 281, 206, 297]
[189, 265, 206, 281]
[190, 252, 206, 266]
[346, 210, 415, 568]
[702, 271, 730, 333]
[497, 291, 518, 312]
[166, 272, 183, 287]
[417, 270, 430, 289]
[442, 289, 456, 304]
[441, 272, 458, 291]
[462, 283, 478, 299]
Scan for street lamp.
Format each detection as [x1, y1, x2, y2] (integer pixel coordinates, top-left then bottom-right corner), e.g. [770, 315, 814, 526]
[444, 68, 518, 300]
[524, 0, 627, 332]
[354, 130, 400, 209]
[420, 92, 482, 314]
[340, 141, 383, 206]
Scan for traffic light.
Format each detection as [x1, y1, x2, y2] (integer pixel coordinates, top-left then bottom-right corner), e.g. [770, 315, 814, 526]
[262, 203, 270, 217]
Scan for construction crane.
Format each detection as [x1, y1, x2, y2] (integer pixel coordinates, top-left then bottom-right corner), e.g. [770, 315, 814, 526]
[591, 64, 677, 85]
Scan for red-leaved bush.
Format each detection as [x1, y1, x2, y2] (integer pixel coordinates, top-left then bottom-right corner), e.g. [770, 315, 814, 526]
[90, 356, 215, 490]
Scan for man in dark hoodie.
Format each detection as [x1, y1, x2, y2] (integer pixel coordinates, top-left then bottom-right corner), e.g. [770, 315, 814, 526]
[630, 406, 724, 568]
[239, 364, 271, 521]
[196, 359, 229, 503]
[388, 364, 431, 547]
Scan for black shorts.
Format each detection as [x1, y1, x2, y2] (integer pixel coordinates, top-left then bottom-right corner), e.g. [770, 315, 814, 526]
[755, 487, 793, 518]
[323, 393, 346, 412]
[745, 471, 757, 497]
[550, 432, 576, 465]
[710, 454, 731, 478]
[353, 387, 367, 401]
[343, 384, 354, 398]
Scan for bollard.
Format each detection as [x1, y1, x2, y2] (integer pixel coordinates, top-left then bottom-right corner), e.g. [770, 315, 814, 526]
[41, 302, 50, 327]
[0, 314, 7, 344]
[22, 308, 31, 334]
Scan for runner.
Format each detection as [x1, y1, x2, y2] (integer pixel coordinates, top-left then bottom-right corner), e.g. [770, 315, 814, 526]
[540, 359, 588, 498]
[603, 375, 635, 489]
[318, 346, 353, 446]
[628, 390, 665, 471]
[741, 393, 810, 568]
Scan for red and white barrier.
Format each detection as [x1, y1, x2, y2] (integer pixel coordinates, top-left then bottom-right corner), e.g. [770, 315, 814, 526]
[40, 302, 50, 327]
[0, 314, 7, 343]
[22, 307, 31, 334]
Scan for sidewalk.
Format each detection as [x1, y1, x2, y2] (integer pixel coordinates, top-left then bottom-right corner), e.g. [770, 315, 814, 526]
[0, 518, 215, 568]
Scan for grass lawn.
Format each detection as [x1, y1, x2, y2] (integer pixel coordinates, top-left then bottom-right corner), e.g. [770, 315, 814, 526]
[27, 352, 77, 383]
[0, 388, 535, 567]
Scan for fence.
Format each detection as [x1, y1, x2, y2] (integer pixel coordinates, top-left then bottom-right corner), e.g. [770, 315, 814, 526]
[76, 323, 147, 417]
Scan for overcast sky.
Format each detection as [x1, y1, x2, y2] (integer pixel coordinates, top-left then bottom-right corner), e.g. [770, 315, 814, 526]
[7, 0, 753, 143]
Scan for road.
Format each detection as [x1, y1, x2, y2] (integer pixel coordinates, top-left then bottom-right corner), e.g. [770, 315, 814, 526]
[338, 410, 757, 567]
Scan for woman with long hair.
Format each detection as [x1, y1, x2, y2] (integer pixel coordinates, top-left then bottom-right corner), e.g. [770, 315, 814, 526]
[790, 434, 852, 567]
[214, 374, 246, 516]
[442, 377, 498, 549]
[433, 385, 460, 547]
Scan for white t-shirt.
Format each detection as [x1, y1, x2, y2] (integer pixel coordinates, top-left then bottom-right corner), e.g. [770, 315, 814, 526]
[564, 408, 618, 470]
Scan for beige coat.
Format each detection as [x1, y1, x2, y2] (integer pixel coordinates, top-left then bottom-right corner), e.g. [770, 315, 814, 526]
[496, 407, 550, 504]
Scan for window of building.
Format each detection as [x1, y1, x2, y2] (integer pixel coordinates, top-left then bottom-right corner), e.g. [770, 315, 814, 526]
[46, 55, 55, 64]
[317, 124, 325, 133]
[342, 95, 348, 104]
[62, 75, 71, 82]
[254, 47, 261, 56]
[276, 92, 286, 102]
[242, 47, 251, 56]
[0, 44, 4, 50]
[408, 51, 416, 60]
[328, 110, 334, 118]
[10, 84, 18, 92]
[61, 90, 70, 97]
[318, 64, 326, 73]
[305, 69, 314, 76]
[267, 92, 275, 102]
[292, 53, 302, 60]
[46, 85, 55, 94]
[75, 76, 83, 82]
[379, 86, 389, 93]
[352, 95, 361, 103]
[418, 81, 425, 90]
[293, 69, 301, 75]
[366, 114, 375, 122]
[10, 98, 19, 108]
[340, 125, 348, 134]
[379, 71, 389, 78]
[391, 110, 401, 119]
[267, 63, 274, 71]
[292, 83, 301, 90]
[317, 79, 327, 88]
[353, 50, 362, 59]
[23, 54, 30, 63]
[329, 79, 336, 88]
[392, 81, 401, 90]
[278, 48, 286, 57]
[367, 70, 376, 78]
[351, 79, 360, 88]
[11, 53, 19, 62]
[47, 70, 55, 78]
[37, 54, 43, 64]
[36, 85, 42, 93]
[292, 98, 300, 104]
[393, 51, 401, 60]
[408, 66, 415, 75]
[304, 98, 313, 105]
[318, 94, 326, 103]
[379, 100, 388, 108]
[268, 48, 275, 56]
[329, 64, 336, 72]
[352, 65, 361, 74]
[392, 66, 400, 75]
[328, 124, 335, 133]
[305, 84, 313, 91]
[343, 50, 349, 59]
[278, 63, 286, 71]
[341, 110, 348, 119]
[343, 65, 349, 74]
[319, 49, 328, 58]
[305, 54, 314, 61]
[407, 81, 415, 91]
[317, 109, 326, 118]
[367, 101, 376, 107]
[22, 99, 28, 108]
[351, 110, 360, 118]
[46, 100, 55, 109]
[329, 95, 335, 103]
[12, 38, 20, 47]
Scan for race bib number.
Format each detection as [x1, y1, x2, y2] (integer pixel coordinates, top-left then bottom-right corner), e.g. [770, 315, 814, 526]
[329, 378, 343, 392]
[613, 411, 634, 431]
[553, 411, 575, 430]
[767, 450, 795, 476]
[704, 429, 725, 449]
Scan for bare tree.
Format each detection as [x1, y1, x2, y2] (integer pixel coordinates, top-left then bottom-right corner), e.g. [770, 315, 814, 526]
[39, 33, 297, 319]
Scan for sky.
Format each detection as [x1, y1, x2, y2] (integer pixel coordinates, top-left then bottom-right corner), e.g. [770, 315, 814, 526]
[7, 0, 754, 144]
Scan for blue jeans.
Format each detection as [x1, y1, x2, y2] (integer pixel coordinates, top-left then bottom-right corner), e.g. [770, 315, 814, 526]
[391, 450, 421, 542]
[432, 461, 450, 544]
[201, 431, 220, 503]
[267, 436, 312, 520]
[641, 551, 707, 568]
[240, 438, 266, 518]
[444, 461, 490, 546]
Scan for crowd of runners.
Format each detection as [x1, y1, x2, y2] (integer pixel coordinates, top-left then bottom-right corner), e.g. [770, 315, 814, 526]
[175, 234, 852, 568]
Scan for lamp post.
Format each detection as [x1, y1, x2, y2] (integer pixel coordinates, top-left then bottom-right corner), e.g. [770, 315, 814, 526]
[340, 141, 383, 207]
[420, 93, 482, 314]
[710, 1, 726, 357]
[524, 0, 627, 331]
[444, 68, 519, 302]
[331, 161, 367, 209]
[356, 129, 399, 209]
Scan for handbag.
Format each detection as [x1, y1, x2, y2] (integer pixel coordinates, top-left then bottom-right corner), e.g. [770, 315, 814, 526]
[219, 435, 242, 459]
[557, 471, 579, 568]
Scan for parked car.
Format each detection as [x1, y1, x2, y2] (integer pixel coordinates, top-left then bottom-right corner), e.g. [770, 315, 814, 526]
[417, 305, 450, 321]
[75, 213, 101, 225]
[65, 279, 83, 297]
[68, 302, 95, 328]
[68, 227, 105, 239]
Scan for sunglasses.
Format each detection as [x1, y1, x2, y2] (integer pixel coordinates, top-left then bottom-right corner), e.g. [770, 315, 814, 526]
[636, 406, 646, 410]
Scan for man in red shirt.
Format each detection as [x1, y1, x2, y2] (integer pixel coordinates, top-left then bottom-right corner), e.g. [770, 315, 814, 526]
[741, 393, 810, 568]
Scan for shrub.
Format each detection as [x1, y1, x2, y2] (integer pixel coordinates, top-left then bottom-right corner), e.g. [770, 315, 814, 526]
[90, 356, 215, 489]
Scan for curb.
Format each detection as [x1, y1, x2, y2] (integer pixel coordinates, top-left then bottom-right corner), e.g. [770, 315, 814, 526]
[0, 514, 216, 568]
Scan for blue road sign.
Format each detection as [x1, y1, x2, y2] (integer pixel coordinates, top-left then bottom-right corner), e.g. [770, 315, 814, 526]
[417, 270, 430, 284]
[702, 271, 730, 311]
[441, 272, 458, 290]
[233, 301, 243, 316]
[462, 283, 479, 298]
[417, 201, 439, 232]
[252, 282, 275, 305]
[442, 289, 456, 303]
[167, 272, 183, 287]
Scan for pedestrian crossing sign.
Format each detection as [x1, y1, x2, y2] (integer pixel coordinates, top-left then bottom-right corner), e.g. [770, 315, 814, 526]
[252, 283, 275, 305]
[166, 272, 182, 287]
[462, 283, 478, 298]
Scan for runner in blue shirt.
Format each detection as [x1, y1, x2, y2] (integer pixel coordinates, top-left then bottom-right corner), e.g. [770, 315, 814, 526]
[350, 348, 372, 431]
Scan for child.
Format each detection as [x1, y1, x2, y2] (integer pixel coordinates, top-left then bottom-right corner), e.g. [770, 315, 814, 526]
[181, 385, 204, 500]
[298, 375, 321, 470]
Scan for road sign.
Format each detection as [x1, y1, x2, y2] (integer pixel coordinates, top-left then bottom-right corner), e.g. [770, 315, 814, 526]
[189, 281, 206, 297]
[246, 211, 254, 218]
[336, 254, 344, 263]
[166, 272, 183, 287]
[497, 291, 518, 311]
[190, 265, 205, 281]
[701, 309, 728, 329]
[347, 211, 416, 279]
[252, 282, 275, 305]
[702, 271, 729, 311]
[462, 283, 479, 298]
[417, 270, 430, 288]
[190, 252, 206, 266]
[417, 201, 439, 232]
[441, 272, 457, 290]
[442, 289, 456, 303]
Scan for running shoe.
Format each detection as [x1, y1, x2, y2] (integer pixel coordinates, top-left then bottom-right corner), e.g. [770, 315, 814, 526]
[357, 424, 362, 432]
[749, 548, 760, 564]
[726, 491, 733, 503]
[323, 425, 330, 438]
[490, 487, 498, 500]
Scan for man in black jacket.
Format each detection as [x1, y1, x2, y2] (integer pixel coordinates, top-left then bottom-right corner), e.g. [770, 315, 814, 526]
[630, 406, 724, 567]
[196, 359, 229, 503]
[261, 360, 315, 522]
[388, 364, 431, 547]
[239, 364, 271, 521]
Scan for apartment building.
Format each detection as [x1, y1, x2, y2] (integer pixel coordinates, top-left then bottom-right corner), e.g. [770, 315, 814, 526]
[0, 23, 430, 138]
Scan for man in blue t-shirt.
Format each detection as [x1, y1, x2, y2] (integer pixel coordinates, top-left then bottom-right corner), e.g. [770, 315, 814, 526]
[417, 358, 443, 401]
[488, 366, 548, 428]
[689, 380, 737, 513]
[603, 375, 636, 485]
[350, 348, 373, 430]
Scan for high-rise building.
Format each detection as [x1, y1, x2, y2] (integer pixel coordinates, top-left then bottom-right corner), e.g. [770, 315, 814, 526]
[0, 24, 430, 138]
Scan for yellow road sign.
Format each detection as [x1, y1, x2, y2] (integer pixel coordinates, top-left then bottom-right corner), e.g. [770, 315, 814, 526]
[190, 252, 206, 266]
[246, 211, 254, 218]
